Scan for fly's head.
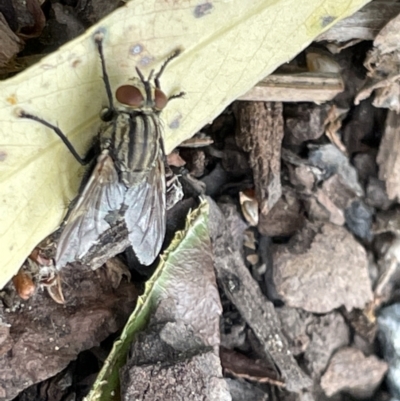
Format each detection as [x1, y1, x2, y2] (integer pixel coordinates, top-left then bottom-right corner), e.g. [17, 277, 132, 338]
[115, 73, 168, 115]
[115, 48, 183, 115]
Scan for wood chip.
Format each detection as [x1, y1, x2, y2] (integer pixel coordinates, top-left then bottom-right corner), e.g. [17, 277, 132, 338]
[316, 0, 400, 43]
[0, 13, 23, 68]
[234, 102, 283, 217]
[258, 187, 304, 237]
[324, 105, 348, 155]
[220, 347, 284, 386]
[377, 110, 400, 201]
[239, 72, 344, 103]
[209, 199, 312, 392]
[355, 12, 400, 111]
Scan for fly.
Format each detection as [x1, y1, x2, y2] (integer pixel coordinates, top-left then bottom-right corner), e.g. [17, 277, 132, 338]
[18, 30, 183, 269]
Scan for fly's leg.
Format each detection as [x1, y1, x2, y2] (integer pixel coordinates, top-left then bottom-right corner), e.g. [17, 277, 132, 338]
[168, 91, 185, 101]
[154, 49, 186, 101]
[17, 110, 93, 165]
[18, 31, 110, 164]
[93, 30, 115, 120]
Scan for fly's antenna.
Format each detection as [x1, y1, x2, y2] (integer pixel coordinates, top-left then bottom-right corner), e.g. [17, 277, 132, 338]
[136, 67, 154, 104]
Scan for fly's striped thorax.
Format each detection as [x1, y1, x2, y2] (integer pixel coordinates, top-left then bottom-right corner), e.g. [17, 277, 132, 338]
[100, 110, 163, 187]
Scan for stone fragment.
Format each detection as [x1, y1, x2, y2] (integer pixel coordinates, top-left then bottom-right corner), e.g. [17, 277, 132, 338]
[273, 222, 373, 313]
[321, 347, 388, 398]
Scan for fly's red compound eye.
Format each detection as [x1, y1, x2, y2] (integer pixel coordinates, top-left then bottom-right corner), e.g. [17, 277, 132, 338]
[154, 88, 168, 110]
[116, 85, 145, 107]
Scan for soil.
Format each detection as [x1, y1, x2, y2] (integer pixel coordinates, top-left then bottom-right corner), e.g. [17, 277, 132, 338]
[1, 1, 400, 400]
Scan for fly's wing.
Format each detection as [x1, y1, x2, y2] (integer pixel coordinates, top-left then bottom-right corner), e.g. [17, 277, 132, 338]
[56, 151, 125, 269]
[124, 157, 166, 266]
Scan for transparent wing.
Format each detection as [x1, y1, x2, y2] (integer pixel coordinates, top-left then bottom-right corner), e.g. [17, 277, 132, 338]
[56, 151, 125, 269]
[124, 158, 166, 266]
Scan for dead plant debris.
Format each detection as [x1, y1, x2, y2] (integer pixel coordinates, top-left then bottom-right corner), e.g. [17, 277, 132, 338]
[2, 1, 400, 400]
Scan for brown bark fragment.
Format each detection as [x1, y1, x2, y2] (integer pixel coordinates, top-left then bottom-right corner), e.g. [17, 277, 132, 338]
[316, 0, 400, 43]
[239, 73, 343, 103]
[277, 307, 350, 378]
[258, 187, 304, 237]
[284, 103, 328, 146]
[209, 199, 312, 393]
[234, 102, 284, 217]
[0, 266, 137, 400]
[355, 13, 400, 111]
[122, 348, 230, 401]
[377, 110, 400, 201]
[220, 347, 284, 386]
[0, 13, 23, 67]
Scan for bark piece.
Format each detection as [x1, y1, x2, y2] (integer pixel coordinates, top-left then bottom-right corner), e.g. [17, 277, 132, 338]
[50, 3, 84, 41]
[0, 266, 137, 400]
[122, 339, 229, 401]
[209, 199, 312, 393]
[277, 307, 350, 378]
[234, 102, 284, 217]
[321, 174, 358, 210]
[308, 144, 364, 197]
[0, 12, 23, 67]
[258, 187, 304, 237]
[315, 188, 345, 226]
[342, 308, 377, 344]
[316, 0, 400, 43]
[373, 206, 400, 235]
[220, 347, 283, 386]
[121, 331, 226, 400]
[278, 390, 318, 401]
[323, 105, 348, 155]
[273, 222, 373, 313]
[17, 0, 46, 39]
[320, 347, 388, 398]
[355, 13, 400, 111]
[353, 151, 378, 184]
[284, 104, 328, 146]
[75, 0, 121, 25]
[378, 303, 400, 398]
[344, 200, 373, 241]
[0, 320, 12, 358]
[377, 110, 400, 201]
[366, 177, 393, 210]
[342, 100, 385, 156]
[225, 378, 268, 401]
[239, 73, 343, 103]
[287, 164, 315, 192]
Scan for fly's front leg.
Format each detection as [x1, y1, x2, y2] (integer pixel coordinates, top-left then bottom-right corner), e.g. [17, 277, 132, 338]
[153, 49, 186, 101]
[93, 30, 115, 121]
[17, 110, 93, 165]
[153, 49, 181, 89]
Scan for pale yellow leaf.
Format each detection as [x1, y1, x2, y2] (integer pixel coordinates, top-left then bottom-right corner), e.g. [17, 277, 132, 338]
[0, 0, 371, 288]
